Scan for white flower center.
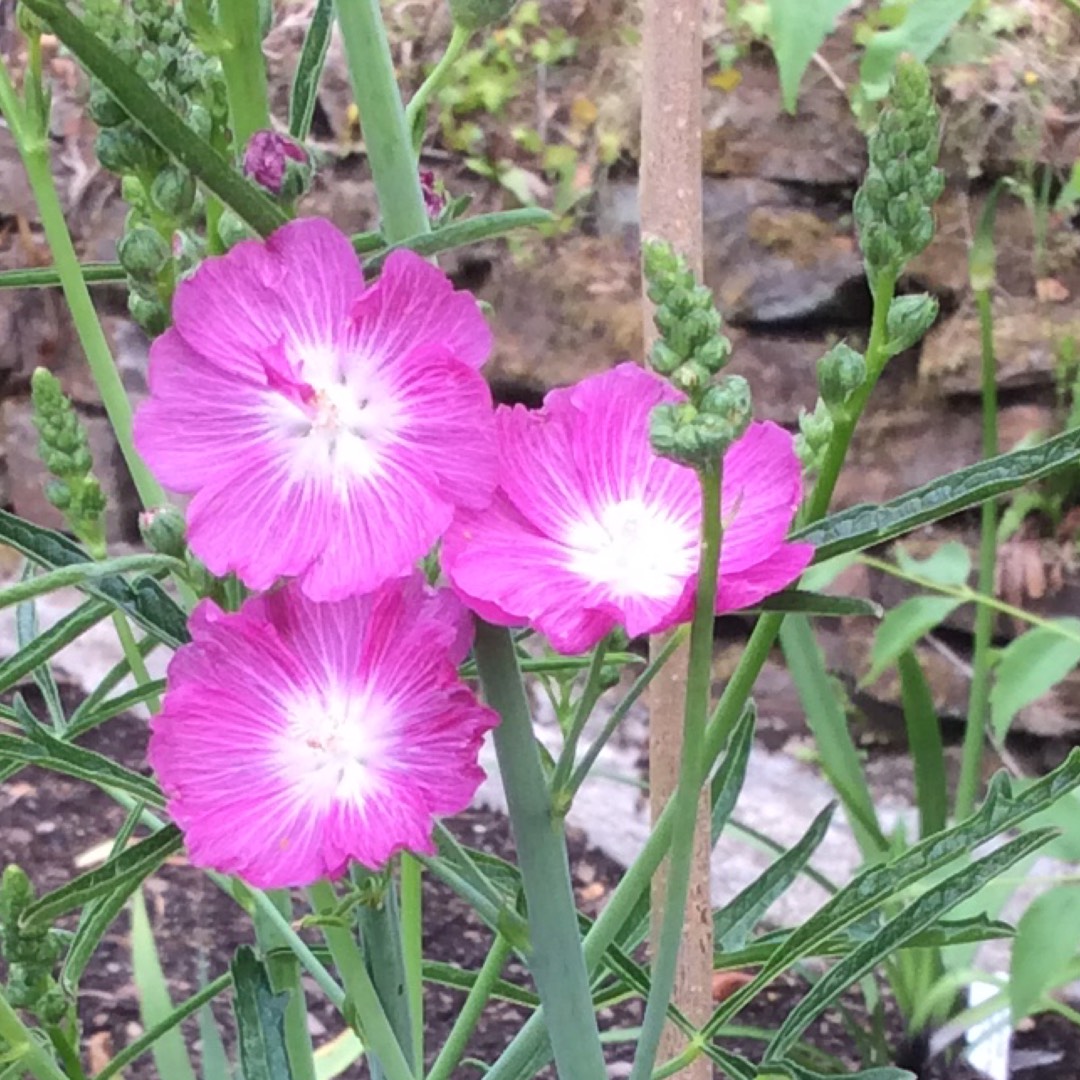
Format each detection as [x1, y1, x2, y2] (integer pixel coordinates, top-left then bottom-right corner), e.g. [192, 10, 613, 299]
[279, 684, 391, 805]
[565, 497, 698, 600]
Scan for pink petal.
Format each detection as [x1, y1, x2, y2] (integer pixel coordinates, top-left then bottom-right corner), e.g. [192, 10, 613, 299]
[172, 218, 364, 379]
[716, 542, 815, 613]
[134, 333, 287, 493]
[721, 422, 806, 574]
[351, 248, 492, 372]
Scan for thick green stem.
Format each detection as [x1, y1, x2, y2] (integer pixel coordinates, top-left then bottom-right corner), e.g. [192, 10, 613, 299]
[336, 0, 430, 242]
[474, 621, 607, 1080]
[426, 933, 512, 1080]
[629, 465, 722, 1080]
[216, 0, 271, 150]
[399, 855, 424, 1070]
[803, 274, 897, 525]
[0, 993, 69, 1080]
[402, 23, 471, 150]
[956, 285, 998, 819]
[0, 61, 166, 511]
[252, 890, 317, 1080]
[354, 877, 416, 1079]
[307, 881, 414, 1080]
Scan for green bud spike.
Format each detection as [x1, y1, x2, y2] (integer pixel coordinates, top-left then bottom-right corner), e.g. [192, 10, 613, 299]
[796, 399, 834, 470]
[150, 164, 197, 219]
[30, 369, 108, 554]
[885, 293, 939, 357]
[118, 225, 171, 280]
[817, 342, 867, 411]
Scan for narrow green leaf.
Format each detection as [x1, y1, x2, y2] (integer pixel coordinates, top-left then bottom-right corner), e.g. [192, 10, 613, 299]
[199, 991, 234, 1080]
[0, 510, 189, 648]
[864, 596, 962, 686]
[0, 263, 125, 290]
[289, 0, 334, 141]
[707, 1048, 756, 1080]
[897, 650, 948, 838]
[16, 565, 66, 730]
[231, 946, 294, 1080]
[68, 634, 159, 723]
[780, 616, 887, 857]
[1010, 885, 1080, 1022]
[19, 0, 288, 239]
[747, 590, 882, 618]
[767, 1064, 914, 1080]
[0, 554, 184, 612]
[131, 887, 200, 1080]
[702, 751, 1080, 1039]
[363, 208, 554, 270]
[22, 825, 181, 928]
[710, 702, 756, 846]
[764, 828, 1055, 1058]
[715, 803, 835, 952]
[768, 0, 851, 112]
[422, 961, 539, 1008]
[794, 426, 1080, 561]
[312, 1030, 364, 1080]
[0, 597, 112, 692]
[67, 679, 168, 740]
[990, 621, 1080, 742]
[62, 804, 145, 991]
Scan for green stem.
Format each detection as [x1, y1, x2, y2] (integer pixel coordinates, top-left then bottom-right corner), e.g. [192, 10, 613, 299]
[45, 1026, 86, 1080]
[354, 877, 415, 1079]
[550, 636, 611, 796]
[216, 0, 271, 150]
[0, 993, 69, 1080]
[0, 61, 166, 511]
[629, 465, 722, 1080]
[399, 855, 424, 1071]
[474, 621, 607, 1080]
[956, 285, 999, 819]
[402, 23, 471, 150]
[566, 627, 687, 798]
[252, 890, 317, 1080]
[336, 0, 430, 242]
[110, 613, 161, 714]
[803, 273, 897, 525]
[426, 934, 513, 1080]
[307, 881, 415, 1080]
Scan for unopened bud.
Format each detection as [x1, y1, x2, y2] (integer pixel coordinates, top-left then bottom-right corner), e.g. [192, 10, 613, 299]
[139, 506, 187, 559]
[885, 293, 939, 357]
[117, 225, 170, 280]
[242, 130, 310, 198]
[150, 164, 197, 219]
[817, 343, 867, 410]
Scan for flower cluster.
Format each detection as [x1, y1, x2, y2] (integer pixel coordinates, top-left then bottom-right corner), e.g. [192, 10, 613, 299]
[138, 217, 811, 887]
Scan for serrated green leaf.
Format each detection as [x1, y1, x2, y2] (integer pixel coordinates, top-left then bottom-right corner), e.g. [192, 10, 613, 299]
[793, 426, 1080, 561]
[747, 590, 882, 618]
[1010, 884, 1080, 1022]
[0, 596, 112, 692]
[895, 541, 972, 587]
[19, 0, 288, 238]
[0, 510, 189, 648]
[764, 828, 1055, 1058]
[768, 0, 851, 112]
[863, 596, 961, 686]
[22, 824, 181, 929]
[990, 621, 1080, 742]
[231, 946, 293, 1080]
[288, 0, 334, 141]
[715, 804, 836, 952]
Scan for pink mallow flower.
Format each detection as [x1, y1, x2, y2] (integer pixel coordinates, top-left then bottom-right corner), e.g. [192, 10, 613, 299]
[134, 217, 495, 600]
[443, 363, 814, 654]
[150, 575, 497, 889]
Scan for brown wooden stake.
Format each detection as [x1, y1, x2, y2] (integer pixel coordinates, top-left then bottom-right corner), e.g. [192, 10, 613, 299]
[641, 1, 712, 1077]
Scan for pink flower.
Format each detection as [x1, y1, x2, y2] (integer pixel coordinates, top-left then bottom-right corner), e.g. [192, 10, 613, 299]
[134, 217, 496, 600]
[442, 363, 814, 654]
[150, 575, 497, 889]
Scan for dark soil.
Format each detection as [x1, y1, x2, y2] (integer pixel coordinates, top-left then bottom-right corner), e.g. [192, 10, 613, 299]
[1, 688, 1076, 1078]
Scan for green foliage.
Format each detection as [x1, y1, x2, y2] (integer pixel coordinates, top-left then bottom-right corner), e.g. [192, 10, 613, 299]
[1009, 885, 1080, 1023]
[767, 0, 851, 113]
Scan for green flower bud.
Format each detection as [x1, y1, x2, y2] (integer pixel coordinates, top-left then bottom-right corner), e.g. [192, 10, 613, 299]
[885, 293, 939, 357]
[817, 342, 867, 411]
[448, 0, 518, 30]
[128, 292, 170, 337]
[216, 208, 255, 251]
[796, 399, 834, 469]
[699, 374, 752, 443]
[88, 84, 127, 128]
[139, 506, 187, 559]
[671, 360, 712, 396]
[95, 122, 165, 176]
[117, 225, 170, 280]
[150, 164, 196, 219]
[649, 341, 682, 377]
